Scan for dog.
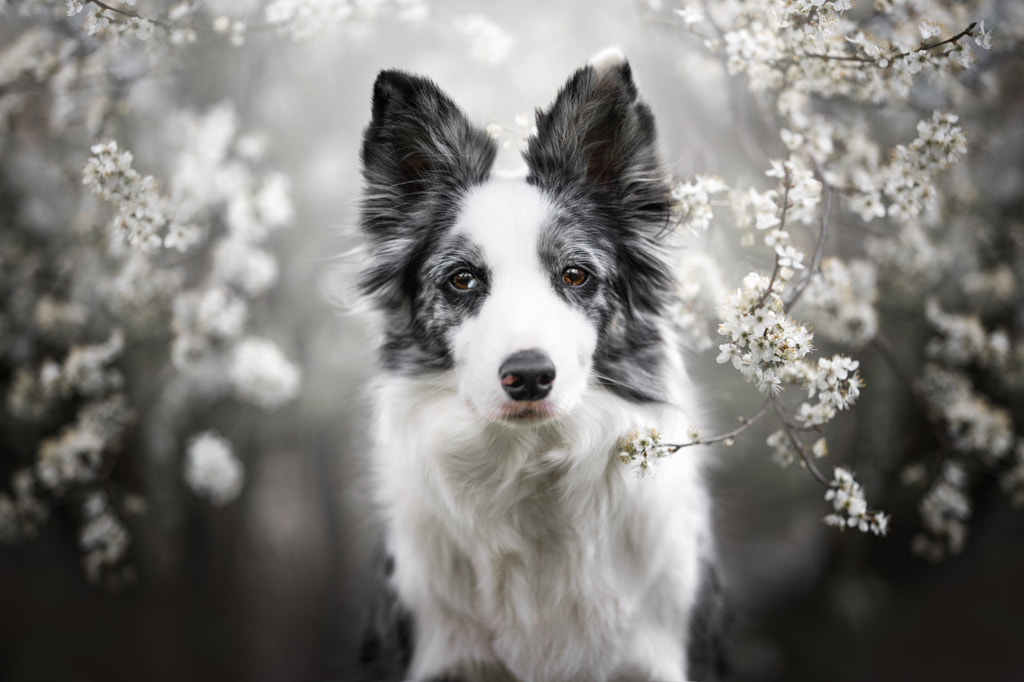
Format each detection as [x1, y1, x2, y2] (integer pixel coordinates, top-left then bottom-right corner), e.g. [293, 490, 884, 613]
[356, 48, 726, 682]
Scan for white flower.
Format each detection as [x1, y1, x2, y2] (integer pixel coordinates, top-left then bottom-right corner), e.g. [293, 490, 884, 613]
[211, 238, 279, 296]
[825, 466, 888, 535]
[755, 211, 781, 231]
[80, 503, 130, 584]
[61, 329, 125, 397]
[617, 427, 666, 477]
[82, 139, 171, 252]
[671, 174, 729, 235]
[184, 431, 244, 505]
[919, 20, 942, 40]
[944, 40, 976, 69]
[914, 462, 971, 559]
[686, 425, 703, 443]
[774, 244, 805, 270]
[36, 398, 133, 493]
[173, 288, 248, 345]
[673, 6, 704, 25]
[796, 258, 879, 347]
[973, 21, 992, 50]
[767, 429, 796, 467]
[229, 337, 300, 410]
[255, 173, 294, 230]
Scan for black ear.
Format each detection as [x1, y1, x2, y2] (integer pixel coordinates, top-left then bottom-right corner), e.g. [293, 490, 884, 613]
[524, 49, 663, 201]
[361, 70, 497, 204]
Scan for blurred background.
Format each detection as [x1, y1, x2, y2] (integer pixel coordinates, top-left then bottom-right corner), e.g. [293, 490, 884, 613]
[1, 1, 1023, 680]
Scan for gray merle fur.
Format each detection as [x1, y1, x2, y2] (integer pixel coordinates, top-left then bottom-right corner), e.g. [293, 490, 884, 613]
[359, 70, 499, 372]
[525, 58, 677, 403]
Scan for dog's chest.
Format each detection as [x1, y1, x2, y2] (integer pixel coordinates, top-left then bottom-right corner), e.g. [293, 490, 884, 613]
[452, 472, 650, 678]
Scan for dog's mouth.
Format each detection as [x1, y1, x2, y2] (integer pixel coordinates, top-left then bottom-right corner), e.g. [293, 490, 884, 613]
[498, 401, 559, 421]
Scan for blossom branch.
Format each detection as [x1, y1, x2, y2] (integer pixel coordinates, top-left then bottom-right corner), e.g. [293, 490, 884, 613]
[752, 166, 791, 312]
[87, 0, 141, 20]
[890, 22, 979, 61]
[805, 22, 979, 65]
[772, 397, 831, 486]
[81, 0, 174, 32]
[786, 176, 832, 311]
[661, 401, 772, 453]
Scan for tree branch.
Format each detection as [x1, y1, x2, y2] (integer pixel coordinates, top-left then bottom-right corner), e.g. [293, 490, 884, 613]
[786, 173, 832, 312]
[663, 401, 771, 453]
[772, 397, 831, 487]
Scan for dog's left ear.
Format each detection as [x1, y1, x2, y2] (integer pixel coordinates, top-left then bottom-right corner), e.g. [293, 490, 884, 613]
[525, 48, 663, 202]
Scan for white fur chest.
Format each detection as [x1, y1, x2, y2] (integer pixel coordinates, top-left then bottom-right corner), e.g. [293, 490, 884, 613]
[371, 374, 710, 681]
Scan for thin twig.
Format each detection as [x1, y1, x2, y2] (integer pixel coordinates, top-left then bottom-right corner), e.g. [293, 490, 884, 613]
[662, 400, 771, 452]
[772, 398, 831, 486]
[870, 333, 955, 455]
[804, 22, 979, 66]
[87, 0, 173, 30]
[89, 0, 140, 19]
[889, 22, 978, 61]
[786, 171, 832, 311]
[751, 166, 791, 311]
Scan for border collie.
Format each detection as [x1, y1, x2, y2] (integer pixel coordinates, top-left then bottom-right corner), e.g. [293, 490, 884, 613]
[357, 48, 725, 682]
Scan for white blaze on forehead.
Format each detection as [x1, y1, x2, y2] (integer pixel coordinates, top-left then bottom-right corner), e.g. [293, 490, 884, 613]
[450, 177, 598, 420]
[455, 178, 551, 280]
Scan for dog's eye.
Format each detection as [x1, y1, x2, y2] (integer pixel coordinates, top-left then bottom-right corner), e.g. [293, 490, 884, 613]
[562, 266, 589, 287]
[450, 271, 479, 291]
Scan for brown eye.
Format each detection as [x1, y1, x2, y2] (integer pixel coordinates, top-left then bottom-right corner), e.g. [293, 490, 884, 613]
[451, 271, 478, 291]
[562, 266, 588, 287]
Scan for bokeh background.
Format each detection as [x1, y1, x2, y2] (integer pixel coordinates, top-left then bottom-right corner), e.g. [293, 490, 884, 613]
[2, 1, 1023, 680]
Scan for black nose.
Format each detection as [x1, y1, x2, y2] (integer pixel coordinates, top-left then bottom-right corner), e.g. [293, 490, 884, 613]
[499, 349, 556, 402]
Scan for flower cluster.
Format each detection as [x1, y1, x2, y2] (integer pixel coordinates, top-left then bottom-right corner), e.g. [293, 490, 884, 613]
[0, 470, 48, 544]
[648, 0, 1015, 551]
[824, 467, 890, 536]
[672, 251, 725, 352]
[0, 2, 303, 583]
[917, 365, 1015, 464]
[79, 491, 134, 587]
[184, 432, 244, 506]
[36, 397, 134, 494]
[83, 141, 174, 252]
[670, 174, 728, 236]
[717, 272, 813, 396]
[1001, 443, 1024, 509]
[616, 427, 667, 477]
[792, 356, 863, 428]
[714, 0, 992, 106]
[924, 299, 1007, 368]
[912, 462, 972, 561]
[795, 259, 879, 348]
[882, 112, 968, 224]
[767, 429, 801, 468]
[229, 337, 302, 411]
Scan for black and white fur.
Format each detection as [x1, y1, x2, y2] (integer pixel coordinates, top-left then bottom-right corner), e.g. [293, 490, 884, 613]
[357, 48, 725, 682]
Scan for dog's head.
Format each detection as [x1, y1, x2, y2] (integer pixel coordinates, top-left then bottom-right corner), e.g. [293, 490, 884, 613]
[359, 49, 677, 423]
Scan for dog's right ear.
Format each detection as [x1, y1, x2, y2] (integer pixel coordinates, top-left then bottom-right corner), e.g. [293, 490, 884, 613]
[361, 70, 497, 204]
[359, 71, 496, 313]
